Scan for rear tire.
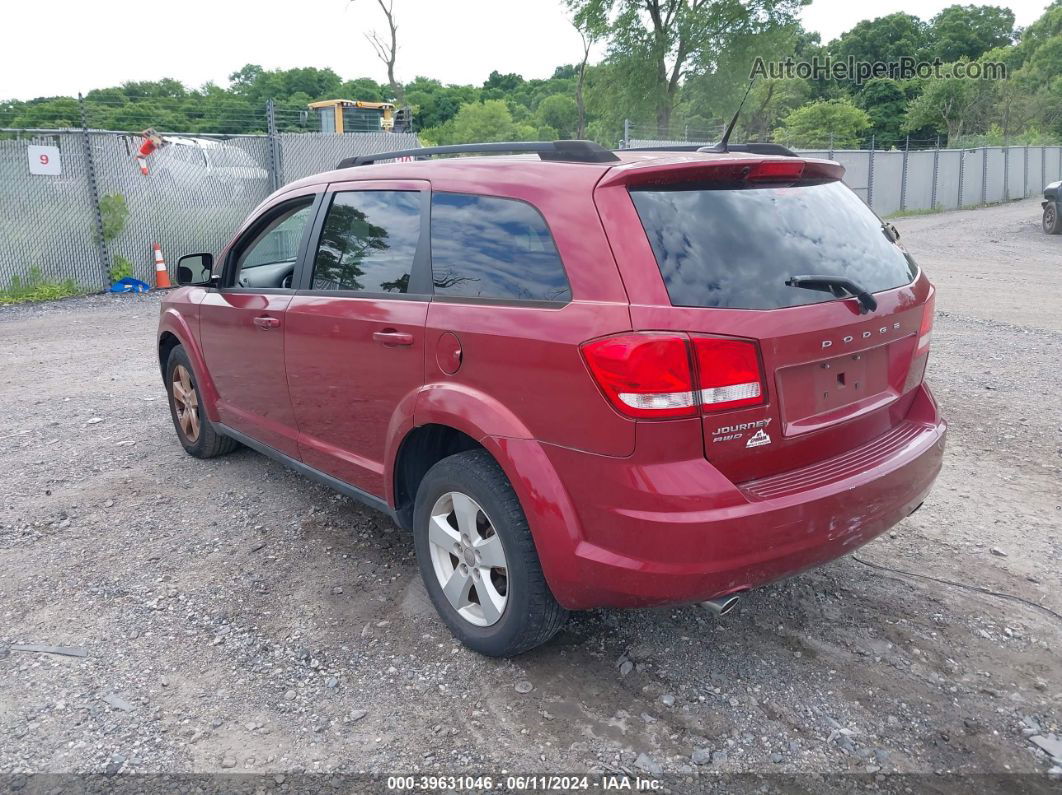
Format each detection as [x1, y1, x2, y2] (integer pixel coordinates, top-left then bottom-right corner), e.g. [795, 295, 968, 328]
[413, 450, 568, 656]
[164, 345, 238, 459]
[1044, 203, 1061, 234]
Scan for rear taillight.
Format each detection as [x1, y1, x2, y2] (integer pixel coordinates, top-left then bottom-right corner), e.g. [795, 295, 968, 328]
[691, 336, 766, 411]
[918, 293, 935, 354]
[581, 333, 765, 419]
[580, 333, 697, 419]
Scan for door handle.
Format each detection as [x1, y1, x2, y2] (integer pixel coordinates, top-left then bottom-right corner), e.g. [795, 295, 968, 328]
[253, 316, 280, 330]
[373, 329, 414, 347]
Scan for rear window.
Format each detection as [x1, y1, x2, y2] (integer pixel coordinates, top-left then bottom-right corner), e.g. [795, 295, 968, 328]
[630, 181, 917, 310]
[430, 193, 571, 303]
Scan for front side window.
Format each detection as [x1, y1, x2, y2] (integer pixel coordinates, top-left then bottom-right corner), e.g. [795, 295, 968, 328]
[430, 193, 571, 303]
[312, 190, 421, 293]
[233, 200, 314, 287]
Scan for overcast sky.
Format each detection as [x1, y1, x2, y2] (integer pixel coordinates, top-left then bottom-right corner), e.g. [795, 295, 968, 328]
[0, 0, 1052, 100]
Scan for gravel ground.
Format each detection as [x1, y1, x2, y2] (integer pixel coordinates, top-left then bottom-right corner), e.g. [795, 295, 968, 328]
[0, 198, 1059, 786]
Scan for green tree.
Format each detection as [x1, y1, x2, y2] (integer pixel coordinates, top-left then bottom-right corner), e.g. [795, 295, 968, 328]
[536, 94, 579, 137]
[1006, 3, 1062, 137]
[829, 13, 928, 73]
[927, 5, 1014, 63]
[739, 77, 813, 141]
[482, 71, 526, 99]
[339, 77, 386, 102]
[774, 98, 870, 147]
[855, 78, 908, 145]
[569, 0, 808, 136]
[438, 99, 517, 143]
[5, 97, 81, 128]
[404, 76, 479, 130]
[903, 60, 995, 144]
[681, 22, 816, 138]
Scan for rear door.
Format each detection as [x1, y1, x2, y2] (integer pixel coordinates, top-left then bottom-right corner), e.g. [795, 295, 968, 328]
[284, 180, 430, 497]
[595, 161, 933, 483]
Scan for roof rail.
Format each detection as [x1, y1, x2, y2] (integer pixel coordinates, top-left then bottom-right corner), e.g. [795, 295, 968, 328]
[622, 142, 800, 158]
[338, 139, 620, 168]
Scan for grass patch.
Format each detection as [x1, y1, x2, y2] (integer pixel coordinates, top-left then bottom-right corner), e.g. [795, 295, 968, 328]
[0, 267, 85, 305]
[887, 206, 945, 218]
[109, 254, 135, 283]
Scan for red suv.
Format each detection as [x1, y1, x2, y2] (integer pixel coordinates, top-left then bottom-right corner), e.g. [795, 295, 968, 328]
[158, 140, 945, 656]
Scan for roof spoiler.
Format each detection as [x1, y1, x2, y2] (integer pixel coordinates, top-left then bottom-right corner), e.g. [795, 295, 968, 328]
[337, 139, 620, 168]
[623, 142, 800, 157]
[598, 157, 845, 189]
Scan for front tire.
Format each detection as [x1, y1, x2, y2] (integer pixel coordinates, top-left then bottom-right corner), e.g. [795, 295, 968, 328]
[413, 450, 568, 656]
[164, 345, 238, 459]
[1044, 203, 1061, 234]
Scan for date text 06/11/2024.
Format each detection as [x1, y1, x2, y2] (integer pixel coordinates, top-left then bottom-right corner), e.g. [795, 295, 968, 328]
[385, 774, 662, 790]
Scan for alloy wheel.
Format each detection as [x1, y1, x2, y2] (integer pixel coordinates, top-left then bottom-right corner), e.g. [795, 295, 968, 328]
[171, 364, 200, 443]
[1045, 204, 1058, 233]
[427, 491, 509, 627]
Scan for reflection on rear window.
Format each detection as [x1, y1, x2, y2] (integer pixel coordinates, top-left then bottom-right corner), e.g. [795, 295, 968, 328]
[430, 193, 571, 303]
[630, 181, 917, 310]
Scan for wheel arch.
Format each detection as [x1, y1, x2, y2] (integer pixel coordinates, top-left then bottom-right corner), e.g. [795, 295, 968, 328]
[157, 308, 221, 422]
[391, 423, 485, 531]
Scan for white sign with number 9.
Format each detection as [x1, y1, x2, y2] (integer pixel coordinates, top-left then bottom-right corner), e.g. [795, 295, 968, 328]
[28, 145, 61, 176]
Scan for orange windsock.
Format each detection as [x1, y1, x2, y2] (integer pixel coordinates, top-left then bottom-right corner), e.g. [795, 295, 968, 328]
[135, 129, 162, 176]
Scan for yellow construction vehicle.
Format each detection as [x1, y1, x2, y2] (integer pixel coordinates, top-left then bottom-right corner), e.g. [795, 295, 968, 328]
[309, 99, 411, 133]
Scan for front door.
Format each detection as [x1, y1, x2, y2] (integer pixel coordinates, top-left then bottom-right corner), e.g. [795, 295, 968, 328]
[285, 180, 431, 497]
[199, 192, 320, 457]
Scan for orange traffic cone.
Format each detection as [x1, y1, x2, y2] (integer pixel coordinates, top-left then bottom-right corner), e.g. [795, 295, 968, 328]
[153, 243, 172, 289]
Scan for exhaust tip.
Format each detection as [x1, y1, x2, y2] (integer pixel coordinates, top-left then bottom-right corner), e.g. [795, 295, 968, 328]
[700, 594, 741, 616]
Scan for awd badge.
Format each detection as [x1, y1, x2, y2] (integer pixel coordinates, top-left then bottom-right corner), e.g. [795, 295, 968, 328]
[746, 429, 771, 448]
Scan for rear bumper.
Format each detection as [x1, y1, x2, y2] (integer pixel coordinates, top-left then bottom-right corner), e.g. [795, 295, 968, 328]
[496, 384, 945, 610]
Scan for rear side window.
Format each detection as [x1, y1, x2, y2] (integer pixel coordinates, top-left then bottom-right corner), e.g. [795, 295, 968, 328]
[312, 190, 421, 293]
[430, 193, 571, 303]
[630, 181, 918, 310]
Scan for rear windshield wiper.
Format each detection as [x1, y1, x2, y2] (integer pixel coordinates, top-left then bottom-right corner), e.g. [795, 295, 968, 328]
[785, 275, 878, 314]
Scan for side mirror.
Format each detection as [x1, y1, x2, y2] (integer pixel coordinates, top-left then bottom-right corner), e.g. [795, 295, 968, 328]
[176, 253, 214, 286]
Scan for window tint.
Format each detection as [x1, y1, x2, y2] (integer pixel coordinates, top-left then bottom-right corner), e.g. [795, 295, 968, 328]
[234, 201, 314, 284]
[313, 191, 421, 293]
[630, 181, 918, 310]
[430, 193, 571, 302]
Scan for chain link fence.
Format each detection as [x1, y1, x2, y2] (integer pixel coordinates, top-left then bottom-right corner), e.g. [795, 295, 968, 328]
[624, 122, 1062, 217]
[277, 132, 419, 184]
[0, 134, 107, 291]
[0, 124, 420, 294]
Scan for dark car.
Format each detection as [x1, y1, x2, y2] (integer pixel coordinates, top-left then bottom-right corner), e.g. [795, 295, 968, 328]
[1044, 180, 1061, 234]
[157, 140, 946, 656]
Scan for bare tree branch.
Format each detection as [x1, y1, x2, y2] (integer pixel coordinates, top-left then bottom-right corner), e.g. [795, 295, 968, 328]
[575, 24, 595, 138]
[352, 0, 403, 102]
